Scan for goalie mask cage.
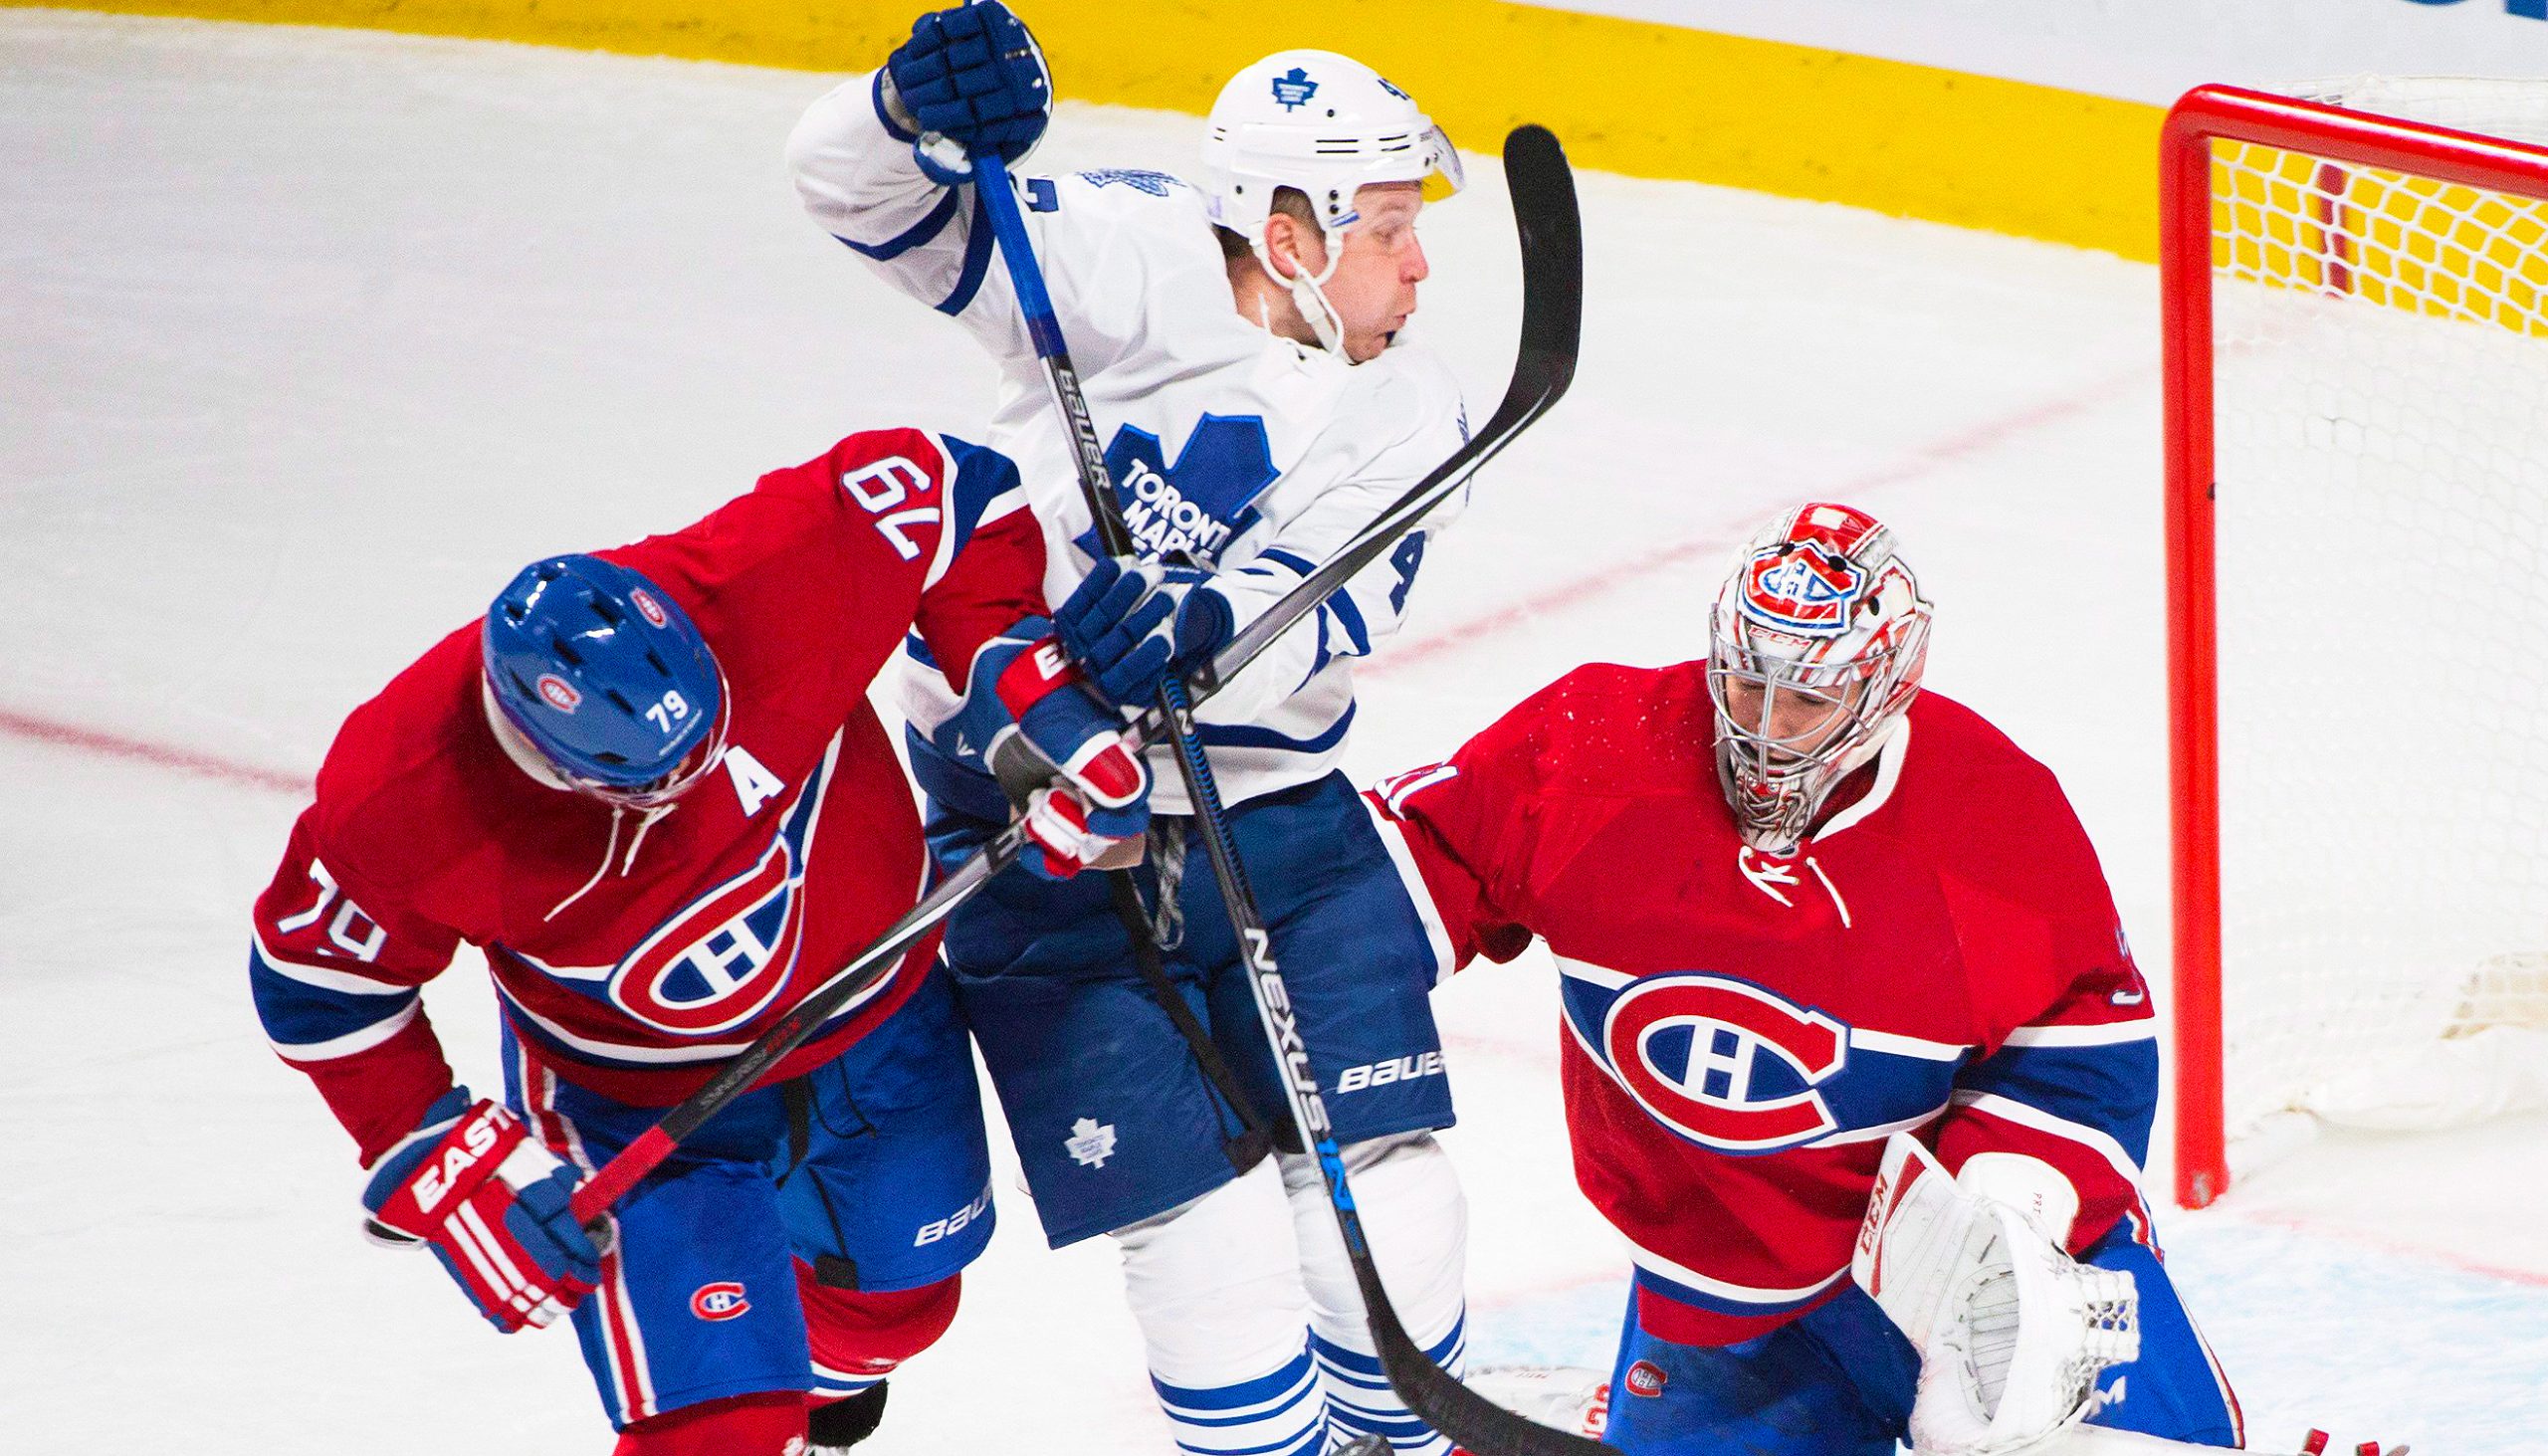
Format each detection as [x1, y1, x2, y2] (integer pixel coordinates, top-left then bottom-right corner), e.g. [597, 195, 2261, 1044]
[2165, 82, 2548, 1209]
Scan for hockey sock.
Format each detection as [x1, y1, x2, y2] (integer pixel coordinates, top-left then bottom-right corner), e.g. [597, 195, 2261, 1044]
[794, 1266, 962, 1402]
[1283, 1132, 1471, 1455]
[613, 1392, 806, 1456]
[1114, 1160, 1329, 1456]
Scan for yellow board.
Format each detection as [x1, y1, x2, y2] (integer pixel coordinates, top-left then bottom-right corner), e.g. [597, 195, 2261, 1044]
[36, 0, 2169, 260]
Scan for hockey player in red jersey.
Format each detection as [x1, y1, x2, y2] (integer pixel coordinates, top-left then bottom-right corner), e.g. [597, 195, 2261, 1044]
[247, 429, 1148, 1455]
[1366, 504, 2243, 1456]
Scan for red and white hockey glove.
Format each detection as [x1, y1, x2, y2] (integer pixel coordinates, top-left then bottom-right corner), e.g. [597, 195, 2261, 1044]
[956, 623, 1152, 879]
[360, 1091, 605, 1334]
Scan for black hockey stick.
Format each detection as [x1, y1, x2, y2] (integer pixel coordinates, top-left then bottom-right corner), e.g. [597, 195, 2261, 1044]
[965, 130, 1602, 1456]
[572, 147, 1584, 1448]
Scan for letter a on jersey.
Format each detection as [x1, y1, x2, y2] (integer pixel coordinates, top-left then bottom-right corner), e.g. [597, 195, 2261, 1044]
[1595, 973, 1847, 1153]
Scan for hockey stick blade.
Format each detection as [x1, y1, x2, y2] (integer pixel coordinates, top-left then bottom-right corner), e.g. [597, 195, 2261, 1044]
[570, 125, 1587, 1252]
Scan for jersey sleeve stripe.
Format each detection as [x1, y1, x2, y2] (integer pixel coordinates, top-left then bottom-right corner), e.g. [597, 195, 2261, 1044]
[1191, 702, 1355, 754]
[249, 932, 416, 995]
[919, 432, 964, 592]
[1361, 795, 1458, 986]
[270, 995, 422, 1064]
[838, 186, 960, 260]
[1847, 1026, 1971, 1061]
[936, 188, 995, 317]
[868, 70, 919, 142]
[1254, 546, 1318, 577]
[1999, 1016, 2159, 1048]
[1325, 586, 1373, 655]
[1947, 1088, 2146, 1185]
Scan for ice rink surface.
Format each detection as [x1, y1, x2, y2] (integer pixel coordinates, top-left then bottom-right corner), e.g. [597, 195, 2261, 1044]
[2, 11, 2541, 1452]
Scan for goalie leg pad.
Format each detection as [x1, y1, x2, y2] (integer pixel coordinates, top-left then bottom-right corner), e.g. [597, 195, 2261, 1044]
[2063, 1228, 2243, 1449]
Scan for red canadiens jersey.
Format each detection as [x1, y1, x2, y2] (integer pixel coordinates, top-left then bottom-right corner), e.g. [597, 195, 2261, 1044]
[248, 430, 1048, 1165]
[1367, 664, 2162, 1348]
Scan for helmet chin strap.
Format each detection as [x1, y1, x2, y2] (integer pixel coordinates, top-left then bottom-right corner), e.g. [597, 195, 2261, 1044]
[1252, 231, 1350, 356]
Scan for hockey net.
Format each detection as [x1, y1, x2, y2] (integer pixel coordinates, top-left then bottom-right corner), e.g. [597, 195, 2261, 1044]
[2164, 80, 2548, 1207]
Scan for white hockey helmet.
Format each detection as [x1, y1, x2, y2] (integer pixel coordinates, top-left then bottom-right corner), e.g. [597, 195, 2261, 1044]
[1707, 503, 1933, 855]
[1200, 51, 1462, 236]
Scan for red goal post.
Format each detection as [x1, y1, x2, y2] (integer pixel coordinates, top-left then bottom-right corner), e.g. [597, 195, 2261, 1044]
[2164, 84, 2548, 1209]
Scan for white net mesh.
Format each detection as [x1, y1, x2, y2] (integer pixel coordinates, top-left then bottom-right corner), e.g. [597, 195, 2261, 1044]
[2206, 78, 2548, 1142]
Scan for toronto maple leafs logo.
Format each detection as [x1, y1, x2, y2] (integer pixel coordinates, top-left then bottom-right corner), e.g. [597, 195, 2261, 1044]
[1067, 1117, 1118, 1168]
[1078, 168, 1181, 196]
[1271, 67, 1318, 111]
[1103, 415, 1279, 563]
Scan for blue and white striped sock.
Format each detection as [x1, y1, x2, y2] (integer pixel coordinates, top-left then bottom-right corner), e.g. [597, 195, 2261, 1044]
[1312, 1307, 1465, 1454]
[1152, 1341, 1329, 1456]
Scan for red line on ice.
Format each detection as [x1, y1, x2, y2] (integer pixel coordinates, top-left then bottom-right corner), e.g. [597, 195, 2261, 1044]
[2217, 1206, 2548, 1289]
[1368, 360, 2153, 678]
[0, 707, 310, 796]
[0, 364, 2150, 791]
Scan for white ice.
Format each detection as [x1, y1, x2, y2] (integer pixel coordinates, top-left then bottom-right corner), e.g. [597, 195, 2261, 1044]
[1, 12, 2540, 1453]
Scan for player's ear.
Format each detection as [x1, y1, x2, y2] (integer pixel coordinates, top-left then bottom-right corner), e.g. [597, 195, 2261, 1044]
[1261, 210, 1312, 281]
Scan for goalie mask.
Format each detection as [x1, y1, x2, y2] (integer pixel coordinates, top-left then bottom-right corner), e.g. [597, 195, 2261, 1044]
[1707, 503, 1932, 856]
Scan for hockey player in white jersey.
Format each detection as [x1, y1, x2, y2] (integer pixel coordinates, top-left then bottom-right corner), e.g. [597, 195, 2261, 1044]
[789, 7, 1472, 1454]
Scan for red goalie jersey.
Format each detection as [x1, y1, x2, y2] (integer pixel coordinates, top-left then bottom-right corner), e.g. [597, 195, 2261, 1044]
[1368, 663, 2162, 1348]
[248, 430, 1048, 1165]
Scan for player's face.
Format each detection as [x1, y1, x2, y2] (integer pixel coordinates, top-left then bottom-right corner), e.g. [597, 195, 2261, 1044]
[1319, 182, 1429, 363]
[1716, 673, 1863, 763]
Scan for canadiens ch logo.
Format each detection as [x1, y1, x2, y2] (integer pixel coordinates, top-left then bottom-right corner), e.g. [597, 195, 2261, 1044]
[1739, 544, 1866, 637]
[604, 740, 833, 1037]
[536, 674, 582, 713]
[690, 1281, 750, 1321]
[1595, 972, 1847, 1153]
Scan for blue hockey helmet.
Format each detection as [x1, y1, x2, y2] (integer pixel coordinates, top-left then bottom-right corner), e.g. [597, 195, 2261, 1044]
[482, 554, 728, 807]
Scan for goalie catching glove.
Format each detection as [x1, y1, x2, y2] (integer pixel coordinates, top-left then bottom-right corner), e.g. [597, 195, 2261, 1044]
[1853, 1134, 2140, 1456]
[360, 1091, 605, 1334]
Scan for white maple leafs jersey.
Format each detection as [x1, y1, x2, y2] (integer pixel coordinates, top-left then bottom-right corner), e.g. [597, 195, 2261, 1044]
[787, 74, 1471, 812]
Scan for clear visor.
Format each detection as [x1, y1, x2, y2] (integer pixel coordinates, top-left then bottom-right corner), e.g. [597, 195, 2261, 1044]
[561, 709, 730, 811]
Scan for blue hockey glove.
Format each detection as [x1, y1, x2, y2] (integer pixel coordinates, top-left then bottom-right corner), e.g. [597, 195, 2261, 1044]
[360, 1090, 606, 1334]
[885, 1, 1051, 184]
[949, 623, 1151, 878]
[1055, 556, 1235, 707]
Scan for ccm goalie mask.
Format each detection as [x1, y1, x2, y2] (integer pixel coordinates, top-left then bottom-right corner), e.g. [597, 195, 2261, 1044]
[1708, 504, 1932, 856]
